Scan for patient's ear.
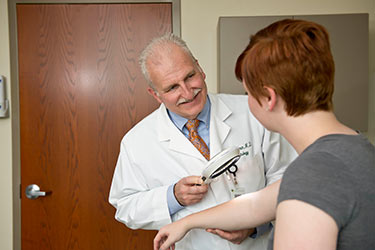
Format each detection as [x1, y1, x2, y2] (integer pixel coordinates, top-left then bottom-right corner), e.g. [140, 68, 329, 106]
[264, 86, 277, 111]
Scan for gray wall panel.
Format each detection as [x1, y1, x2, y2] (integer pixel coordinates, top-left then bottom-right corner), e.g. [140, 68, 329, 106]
[218, 14, 369, 131]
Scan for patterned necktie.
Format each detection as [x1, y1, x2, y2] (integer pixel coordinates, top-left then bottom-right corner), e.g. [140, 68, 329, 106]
[186, 119, 210, 160]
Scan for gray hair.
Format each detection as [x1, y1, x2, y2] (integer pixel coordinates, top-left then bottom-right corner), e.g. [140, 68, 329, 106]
[139, 33, 196, 88]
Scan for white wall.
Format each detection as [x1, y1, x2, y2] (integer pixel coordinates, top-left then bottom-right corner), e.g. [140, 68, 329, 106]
[0, 0, 374, 249]
[181, 0, 375, 143]
[0, 0, 13, 249]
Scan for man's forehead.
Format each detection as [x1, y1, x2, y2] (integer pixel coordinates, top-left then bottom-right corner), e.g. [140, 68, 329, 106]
[151, 63, 195, 87]
[148, 47, 195, 74]
[148, 43, 193, 65]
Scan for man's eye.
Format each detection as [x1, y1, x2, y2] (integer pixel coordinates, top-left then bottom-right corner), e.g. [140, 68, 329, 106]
[166, 85, 178, 92]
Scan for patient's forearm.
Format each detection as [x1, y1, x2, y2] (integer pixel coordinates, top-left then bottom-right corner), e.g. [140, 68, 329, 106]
[183, 180, 279, 231]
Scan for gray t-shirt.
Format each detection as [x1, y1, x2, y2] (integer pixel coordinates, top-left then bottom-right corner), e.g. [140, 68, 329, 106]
[268, 134, 375, 250]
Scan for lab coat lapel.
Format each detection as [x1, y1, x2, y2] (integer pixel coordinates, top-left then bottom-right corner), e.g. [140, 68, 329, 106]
[156, 104, 207, 162]
[206, 95, 235, 205]
[208, 94, 232, 158]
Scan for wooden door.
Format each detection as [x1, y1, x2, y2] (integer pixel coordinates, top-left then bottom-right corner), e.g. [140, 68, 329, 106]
[17, 3, 171, 249]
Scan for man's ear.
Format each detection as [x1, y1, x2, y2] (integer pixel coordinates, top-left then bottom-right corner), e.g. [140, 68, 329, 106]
[147, 87, 163, 104]
[195, 60, 206, 80]
[264, 86, 277, 111]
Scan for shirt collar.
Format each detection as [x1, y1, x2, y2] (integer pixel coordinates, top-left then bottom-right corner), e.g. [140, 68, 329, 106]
[168, 96, 211, 130]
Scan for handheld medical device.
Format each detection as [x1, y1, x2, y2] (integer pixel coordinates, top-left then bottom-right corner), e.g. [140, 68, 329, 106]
[201, 146, 241, 184]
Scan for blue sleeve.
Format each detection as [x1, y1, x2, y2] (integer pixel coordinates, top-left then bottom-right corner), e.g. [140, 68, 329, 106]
[167, 183, 184, 216]
[250, 223, 273, 238]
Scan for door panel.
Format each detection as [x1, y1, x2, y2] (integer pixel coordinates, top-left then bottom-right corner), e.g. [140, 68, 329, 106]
[17, 4, 171, 249]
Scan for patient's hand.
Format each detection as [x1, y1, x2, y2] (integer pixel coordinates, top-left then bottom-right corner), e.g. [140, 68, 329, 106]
[154, 220, 189, 250]
[206, 228, 255, 244]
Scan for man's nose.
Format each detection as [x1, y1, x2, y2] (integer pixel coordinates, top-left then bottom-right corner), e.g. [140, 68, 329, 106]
[179, 82, 194, 98]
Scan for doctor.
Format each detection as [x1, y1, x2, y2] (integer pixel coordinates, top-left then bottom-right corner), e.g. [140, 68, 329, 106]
[108, 33, 297, 250]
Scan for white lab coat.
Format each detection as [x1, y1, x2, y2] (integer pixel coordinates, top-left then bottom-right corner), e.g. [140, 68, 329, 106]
[109, 93, 297, 250]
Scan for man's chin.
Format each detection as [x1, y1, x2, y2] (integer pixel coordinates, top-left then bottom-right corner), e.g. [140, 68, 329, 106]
[174, 104, 200, 119]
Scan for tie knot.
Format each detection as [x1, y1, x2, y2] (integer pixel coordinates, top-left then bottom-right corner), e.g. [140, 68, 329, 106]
[186, 119, 200, 132]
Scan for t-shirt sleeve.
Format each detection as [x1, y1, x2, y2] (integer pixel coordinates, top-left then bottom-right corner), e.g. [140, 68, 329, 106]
[278, 151, 356, 228]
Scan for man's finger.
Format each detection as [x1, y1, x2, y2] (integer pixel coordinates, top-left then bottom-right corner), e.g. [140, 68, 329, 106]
[206, 228, 234, 240]
[211, 229, 231, 239]
[188, 184, 208, 194]
[206, 228, 220, 235]
[182, 176, 203, 185]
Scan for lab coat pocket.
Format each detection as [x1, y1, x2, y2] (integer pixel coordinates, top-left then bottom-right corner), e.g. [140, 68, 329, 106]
[235, 153, 265, 193]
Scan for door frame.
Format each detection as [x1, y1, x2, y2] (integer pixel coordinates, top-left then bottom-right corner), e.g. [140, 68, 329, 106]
[8, 1, 180, 249]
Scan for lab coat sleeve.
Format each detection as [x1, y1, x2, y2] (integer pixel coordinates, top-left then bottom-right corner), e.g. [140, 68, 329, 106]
[261, 129, 297, 186]
[108, 142, 172, 230]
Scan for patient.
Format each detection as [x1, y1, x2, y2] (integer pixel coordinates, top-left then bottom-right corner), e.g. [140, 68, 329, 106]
[153, 18, 375, 250]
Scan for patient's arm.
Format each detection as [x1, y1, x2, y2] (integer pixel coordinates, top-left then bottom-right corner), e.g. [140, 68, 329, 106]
[153, 180, 280, 250]
[274, 200, 338, 250]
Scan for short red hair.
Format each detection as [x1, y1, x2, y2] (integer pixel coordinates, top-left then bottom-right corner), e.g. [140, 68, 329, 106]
[235, 19, 335, 116]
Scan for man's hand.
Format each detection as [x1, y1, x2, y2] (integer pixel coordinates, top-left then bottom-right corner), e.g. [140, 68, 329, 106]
[174, 176, 208, 206]
[206, 228, 255, 244]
